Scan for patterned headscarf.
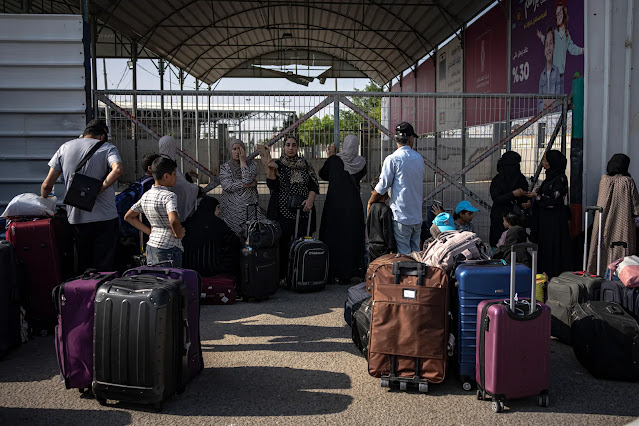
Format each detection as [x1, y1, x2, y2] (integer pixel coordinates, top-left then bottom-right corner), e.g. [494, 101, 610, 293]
[337, 135, 366, 175]
[279, 153, 319, 187]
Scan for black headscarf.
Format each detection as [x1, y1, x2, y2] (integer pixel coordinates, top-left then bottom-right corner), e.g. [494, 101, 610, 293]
[183, 196, 224, 248]
[544, 150, 567, 182]
[503, 225, 528, 246]
[494, 151, 524, 192]
[606, 153, 631, 177]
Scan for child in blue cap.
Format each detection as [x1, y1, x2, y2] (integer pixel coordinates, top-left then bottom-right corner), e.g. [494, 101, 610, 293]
[453, 200, 479, 233]
[433, 212, 457, 233]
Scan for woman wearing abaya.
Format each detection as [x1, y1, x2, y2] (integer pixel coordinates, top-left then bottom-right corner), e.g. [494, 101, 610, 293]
[262, 136, 320, 281]
[489, 151, 531, 247]
[586, 154, 639, 275]
[182, 196, 241, 277]
[158, 135, 200, 221]
[530, 150, 571, 278]
[219, 139, 262, 236]
[319, 135, 367, 284]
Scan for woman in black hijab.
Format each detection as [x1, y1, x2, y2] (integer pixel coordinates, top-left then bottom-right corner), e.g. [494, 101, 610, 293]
[489, 151, 531, 247]
[530, 150, 571, 278]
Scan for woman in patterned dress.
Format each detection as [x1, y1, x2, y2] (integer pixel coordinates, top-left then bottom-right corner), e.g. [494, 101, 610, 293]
[587, 154, 639, 275]
[219, 139, 262, 237]
[263, 136, 320, 280]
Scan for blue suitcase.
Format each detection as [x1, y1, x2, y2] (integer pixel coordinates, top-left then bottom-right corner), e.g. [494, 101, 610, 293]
[344, 282, 370, 326]
[454, 260, 532, 391]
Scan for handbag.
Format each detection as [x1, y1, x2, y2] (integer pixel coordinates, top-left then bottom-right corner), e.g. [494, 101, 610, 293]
[63, 141, 105, 212]
[287, 194, 306, 210]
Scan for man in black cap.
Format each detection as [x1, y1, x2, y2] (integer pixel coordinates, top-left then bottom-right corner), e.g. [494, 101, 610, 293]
[367, 122, 424, 254]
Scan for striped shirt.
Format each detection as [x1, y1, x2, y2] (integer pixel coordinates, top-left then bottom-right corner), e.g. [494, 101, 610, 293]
[131, 185, 183, 251]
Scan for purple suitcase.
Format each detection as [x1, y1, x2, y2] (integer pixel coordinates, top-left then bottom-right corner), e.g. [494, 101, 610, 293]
[123, 266, 203, 380]
[476, 243, 551, 413]
[52, 270, 118, 391]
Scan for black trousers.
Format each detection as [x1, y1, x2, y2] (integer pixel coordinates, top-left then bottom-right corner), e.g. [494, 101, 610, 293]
[72, 218, 119, 273]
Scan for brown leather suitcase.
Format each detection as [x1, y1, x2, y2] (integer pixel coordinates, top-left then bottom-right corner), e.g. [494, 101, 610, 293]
[367, 260, 449, 392]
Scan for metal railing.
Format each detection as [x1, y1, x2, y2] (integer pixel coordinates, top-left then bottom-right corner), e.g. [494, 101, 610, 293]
[96, 90, 570, 242]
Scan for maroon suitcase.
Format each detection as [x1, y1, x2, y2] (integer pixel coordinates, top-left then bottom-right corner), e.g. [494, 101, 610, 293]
[201, 274, 236, 305]
[7, 218, 63, 335]
[476, 243, 551, 413]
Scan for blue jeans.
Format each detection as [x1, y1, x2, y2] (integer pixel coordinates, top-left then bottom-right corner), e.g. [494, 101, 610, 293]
[146, 245, 183, 268]
[392, 220, 422, 254]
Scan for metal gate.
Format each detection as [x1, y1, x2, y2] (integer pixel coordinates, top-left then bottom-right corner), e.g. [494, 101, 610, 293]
[96, 90, 570, 241]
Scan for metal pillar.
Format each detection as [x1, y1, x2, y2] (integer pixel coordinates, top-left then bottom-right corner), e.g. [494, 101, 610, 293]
[506, 0, 512, 151]
[207, 84, 211, 178]
[159, 58, 165, 135]
[131, 41, 138, 176]
[90, 15, 98, 117]
[334, 94, 340, 148]
[179, 68, 184, 171]
[461, 26, 467, 188]
[433, 48, 439, 188]
[102, 58, 110, 131]
[81, 0, 92, 120]
[561, 97, 568, 155]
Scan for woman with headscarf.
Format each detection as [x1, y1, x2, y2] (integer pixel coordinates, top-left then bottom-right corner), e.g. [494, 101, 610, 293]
[158, 135, 200, 221]
[586, 154, 639, 275]
[218, 139, 262, 236]
[318, 135, 367, 284]
[489, 150, 531, 247]
[530, 150, 571, 278]
[263, 135, 320, 282]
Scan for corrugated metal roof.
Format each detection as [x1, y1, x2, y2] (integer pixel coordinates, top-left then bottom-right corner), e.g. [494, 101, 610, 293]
[3, 0, 494, 85]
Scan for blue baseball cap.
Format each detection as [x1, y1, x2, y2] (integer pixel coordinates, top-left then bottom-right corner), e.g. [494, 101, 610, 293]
[455, 200, 479, 214]
[433, 212, 456, 232]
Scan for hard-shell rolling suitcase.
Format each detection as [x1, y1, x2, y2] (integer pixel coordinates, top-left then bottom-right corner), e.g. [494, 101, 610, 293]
[547, 206, 604, 344]
[52, 270, 117, 391]
[0, 240, 21, 358]
[123, 266, 203, 379]
[368, 261, 449, 393]
[454, 259, 533, 391]
[476, 243, 551, 413]
[93, 275, 189, 411]
[287, 207, 328, 292]
[7, 218, 63, 334]
[344, 282, 369, 326]
[571, 301, 639, 381]
[201, 274, 236, 305]
[351, 297, 371, 357]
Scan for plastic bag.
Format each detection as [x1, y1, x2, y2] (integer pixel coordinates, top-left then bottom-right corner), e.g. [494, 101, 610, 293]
[1, 193, 57, 218]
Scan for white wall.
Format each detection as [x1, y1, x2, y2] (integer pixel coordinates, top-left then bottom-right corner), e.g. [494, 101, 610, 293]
[584, 0, 639, 208]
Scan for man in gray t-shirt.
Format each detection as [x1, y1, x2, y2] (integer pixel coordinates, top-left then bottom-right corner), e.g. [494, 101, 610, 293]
[41, 119, 123, 272]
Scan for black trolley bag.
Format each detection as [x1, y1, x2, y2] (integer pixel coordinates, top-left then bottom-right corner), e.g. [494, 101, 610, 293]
[351, 297, 372, 357]
[600, 241, 639, 320]
[92, 275, 190, 412]
[571, 301, 639, 381]
[546, 206, 605, 344]
[287, 207, 328, 292]
[239, 204, 279, 301]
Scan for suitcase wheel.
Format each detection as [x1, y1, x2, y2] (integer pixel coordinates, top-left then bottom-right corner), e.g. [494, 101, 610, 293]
[399, 381, 407, 391]
[462, 381, 472, 392]
[491, 400, 504, 413]
[97, 398, 107, 406]
[537, 393, 550, 408]
[380, 378, 390, 388]
[418, 382, 429, 393]
[476, 390, 483, 401]
[153, 402, 163, 413]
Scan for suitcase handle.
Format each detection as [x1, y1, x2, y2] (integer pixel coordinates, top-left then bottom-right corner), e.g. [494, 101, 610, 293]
[606, 304, 625, 315]
[509, 243, 538, 314]
[245, 203, 260, 222]
[294, 206, 313, 239]
[584, 206, 603, 276]
[392, 261, 426, 286]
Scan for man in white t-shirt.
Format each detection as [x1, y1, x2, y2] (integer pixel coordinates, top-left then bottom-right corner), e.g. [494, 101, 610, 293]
[41, 119, 123, 272]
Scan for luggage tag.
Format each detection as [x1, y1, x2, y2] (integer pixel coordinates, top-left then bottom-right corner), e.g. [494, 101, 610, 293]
[402, 289, 416, 299]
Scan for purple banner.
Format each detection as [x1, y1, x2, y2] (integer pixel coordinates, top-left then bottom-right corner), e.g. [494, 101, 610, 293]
[511, 0, 584, 101]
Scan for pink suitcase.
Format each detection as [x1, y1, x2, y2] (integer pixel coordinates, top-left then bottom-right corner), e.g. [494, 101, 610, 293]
[475, 243, 551, 413]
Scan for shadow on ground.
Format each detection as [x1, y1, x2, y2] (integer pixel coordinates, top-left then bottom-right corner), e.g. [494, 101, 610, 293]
[0, 407, 132, 425]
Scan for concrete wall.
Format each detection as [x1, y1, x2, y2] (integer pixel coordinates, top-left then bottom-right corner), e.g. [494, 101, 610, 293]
[584, 0, 639, 208]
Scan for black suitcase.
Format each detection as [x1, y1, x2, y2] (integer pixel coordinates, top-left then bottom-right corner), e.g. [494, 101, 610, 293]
[351, 297, 371, 357]
[571, 301, 639, 382]
[93, 275, 189, 411]
[0, 241, 21, 357]
[547, 206, 604, 344]
[344, 282, 369, 326]
[600, 280, 639, 321]
[287, 208, 328, 292]
[240, 246, 278, 300]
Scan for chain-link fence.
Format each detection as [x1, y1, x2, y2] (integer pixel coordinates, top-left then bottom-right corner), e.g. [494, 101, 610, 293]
[97, 90, 569, 242]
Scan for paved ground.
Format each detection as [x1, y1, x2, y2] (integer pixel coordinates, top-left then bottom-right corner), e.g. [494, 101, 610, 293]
[1, 284, 638, 425]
